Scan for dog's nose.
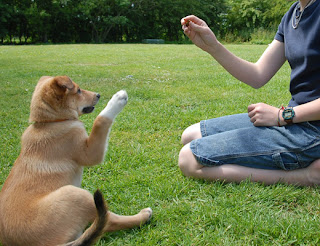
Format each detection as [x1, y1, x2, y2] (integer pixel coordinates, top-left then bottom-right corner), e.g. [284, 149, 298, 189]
[96, 93, 100, 99]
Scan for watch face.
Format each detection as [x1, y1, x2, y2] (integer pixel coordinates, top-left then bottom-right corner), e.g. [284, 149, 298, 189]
[282, 108, 295, 120]
[283, 111, 291, 118]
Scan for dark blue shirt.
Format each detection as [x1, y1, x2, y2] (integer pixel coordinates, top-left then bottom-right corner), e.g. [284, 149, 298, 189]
[275, 1, 320, 112]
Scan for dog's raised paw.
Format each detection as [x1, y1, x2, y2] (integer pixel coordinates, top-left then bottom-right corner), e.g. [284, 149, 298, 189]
[99, 90, 128, 120]
[112, 90, 128, 107]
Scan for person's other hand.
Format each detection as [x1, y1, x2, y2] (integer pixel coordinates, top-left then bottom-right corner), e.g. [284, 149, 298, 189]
[248, 103, 280, 126]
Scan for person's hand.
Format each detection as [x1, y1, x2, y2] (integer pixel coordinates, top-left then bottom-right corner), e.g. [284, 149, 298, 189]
[248, 103, 280, 126]
[181, 15, 219, 53]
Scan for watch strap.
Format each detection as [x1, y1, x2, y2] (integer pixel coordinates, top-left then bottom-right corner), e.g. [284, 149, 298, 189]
[278, 106, 285, 127]
[285, 117, 293, 125]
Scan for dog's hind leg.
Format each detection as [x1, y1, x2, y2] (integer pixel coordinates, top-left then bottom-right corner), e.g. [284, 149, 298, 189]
[104, 208, 152, 232]
[41, 186, 152, 244]
[38, 185, 98, 245]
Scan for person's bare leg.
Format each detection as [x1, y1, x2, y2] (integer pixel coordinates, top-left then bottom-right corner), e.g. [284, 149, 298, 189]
[178, 144, 320, 186]
[181, 123, 201, 145]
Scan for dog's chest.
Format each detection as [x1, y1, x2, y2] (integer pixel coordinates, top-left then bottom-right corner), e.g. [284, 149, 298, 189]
[72, 167, 84, 187]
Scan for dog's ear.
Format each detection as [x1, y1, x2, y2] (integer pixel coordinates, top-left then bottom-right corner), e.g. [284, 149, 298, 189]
[51, 76, 75, 99]
[53, 76, 74, 92]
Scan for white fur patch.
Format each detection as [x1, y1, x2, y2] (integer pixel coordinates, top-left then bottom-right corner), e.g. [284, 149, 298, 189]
[99, 90, 128, 120]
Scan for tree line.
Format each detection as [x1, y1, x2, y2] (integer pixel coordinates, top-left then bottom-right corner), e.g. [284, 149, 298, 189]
[0, 0, 293, 44]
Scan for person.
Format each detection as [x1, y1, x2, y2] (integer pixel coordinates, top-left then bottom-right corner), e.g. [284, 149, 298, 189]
[179, 0, 320, 186]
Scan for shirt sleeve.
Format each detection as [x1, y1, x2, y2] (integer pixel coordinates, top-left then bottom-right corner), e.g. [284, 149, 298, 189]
[274, 16, 285, 42]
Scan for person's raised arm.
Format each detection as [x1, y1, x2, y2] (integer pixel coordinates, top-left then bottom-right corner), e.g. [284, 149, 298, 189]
[181, 16, 287, 89]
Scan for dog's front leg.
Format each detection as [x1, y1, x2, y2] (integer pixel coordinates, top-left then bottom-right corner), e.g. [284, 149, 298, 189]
[82, 90, 128, 165]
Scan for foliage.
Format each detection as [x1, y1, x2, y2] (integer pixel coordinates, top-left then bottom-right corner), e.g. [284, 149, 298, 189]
[224, 0, 293, 42]
[0, 0, 226, 43]
[1, 44, 320, 245]
[0, 0, 294, 44]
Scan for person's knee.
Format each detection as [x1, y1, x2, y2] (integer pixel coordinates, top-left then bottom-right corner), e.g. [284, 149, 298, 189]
[181, 123, 201, 145]
[178, 145, 195, 177]
[181, 129, 191, 146]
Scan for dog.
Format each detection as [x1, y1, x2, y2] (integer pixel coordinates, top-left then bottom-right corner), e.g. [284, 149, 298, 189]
[0, 76, 152, 246]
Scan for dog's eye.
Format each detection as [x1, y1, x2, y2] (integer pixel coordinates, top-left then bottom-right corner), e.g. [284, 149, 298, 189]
[77, 88, 81, 94]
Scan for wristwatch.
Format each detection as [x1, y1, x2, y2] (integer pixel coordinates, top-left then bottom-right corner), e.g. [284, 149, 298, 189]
[282, 107, 295, 125]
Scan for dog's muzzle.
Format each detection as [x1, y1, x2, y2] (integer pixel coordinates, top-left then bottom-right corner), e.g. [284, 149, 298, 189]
[82, 106, 95, 114]
[82, 93, 100, 114]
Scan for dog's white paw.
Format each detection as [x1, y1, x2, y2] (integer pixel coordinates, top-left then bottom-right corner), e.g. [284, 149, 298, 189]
[99, 90, 128, 120]
[139, 207, 153, 224]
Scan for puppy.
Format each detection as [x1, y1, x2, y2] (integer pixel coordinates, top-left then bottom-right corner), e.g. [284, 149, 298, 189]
[0, 76, 152, 246]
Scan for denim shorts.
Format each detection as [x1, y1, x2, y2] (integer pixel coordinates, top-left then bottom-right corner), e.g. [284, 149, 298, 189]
[190, 113, 320, 170]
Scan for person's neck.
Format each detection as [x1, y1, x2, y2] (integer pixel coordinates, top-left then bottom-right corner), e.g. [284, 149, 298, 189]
[300, 0, 316, 10]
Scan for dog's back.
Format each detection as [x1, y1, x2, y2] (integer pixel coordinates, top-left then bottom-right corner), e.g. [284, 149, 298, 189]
[0, 76, 100, 245]
[0, 121, 88, 245]
[0, 76, 151, 245]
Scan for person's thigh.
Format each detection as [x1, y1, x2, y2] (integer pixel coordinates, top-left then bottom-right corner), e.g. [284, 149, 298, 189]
[182, 113, 251, 145]
[191, 116, 320, 170]
[200, 113, 253, 137]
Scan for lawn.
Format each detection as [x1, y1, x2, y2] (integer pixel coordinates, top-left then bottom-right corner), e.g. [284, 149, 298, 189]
[0, 44, 320, 245]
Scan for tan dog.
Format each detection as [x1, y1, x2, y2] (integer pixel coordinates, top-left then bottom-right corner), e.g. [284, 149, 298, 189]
[0, 76, 152, 246]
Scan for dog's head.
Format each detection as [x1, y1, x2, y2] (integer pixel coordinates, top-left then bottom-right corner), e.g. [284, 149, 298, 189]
[29, 76, 100, 123]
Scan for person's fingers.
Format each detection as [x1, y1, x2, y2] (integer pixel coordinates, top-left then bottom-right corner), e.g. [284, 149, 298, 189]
[181, 15, 207, 27]
[247, 104, 256, 113]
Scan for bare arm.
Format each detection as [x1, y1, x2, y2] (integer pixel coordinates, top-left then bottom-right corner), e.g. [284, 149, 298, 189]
[248, 98, 320, 127]
[288, 99, 320, 124]
[181, 16, 286, 88]
[182, 15, 320, 126]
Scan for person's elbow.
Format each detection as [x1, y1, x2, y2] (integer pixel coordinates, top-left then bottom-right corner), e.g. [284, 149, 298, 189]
[245, 78, 268, 89]
[251, 81, 266, 89]
[247, 69, 272, 89]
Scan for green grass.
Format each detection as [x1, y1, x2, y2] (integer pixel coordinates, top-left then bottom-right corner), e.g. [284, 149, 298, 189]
[1, 44, 320, 245]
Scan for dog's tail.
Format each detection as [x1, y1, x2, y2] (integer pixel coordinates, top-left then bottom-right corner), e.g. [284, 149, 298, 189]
[63, 189, 108, 246]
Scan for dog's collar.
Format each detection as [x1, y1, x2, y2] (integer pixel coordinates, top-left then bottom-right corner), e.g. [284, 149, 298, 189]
[35, 119, 69, 123]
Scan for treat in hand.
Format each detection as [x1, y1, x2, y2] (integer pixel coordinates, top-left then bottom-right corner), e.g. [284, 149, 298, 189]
[184, 19, 191, 27]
